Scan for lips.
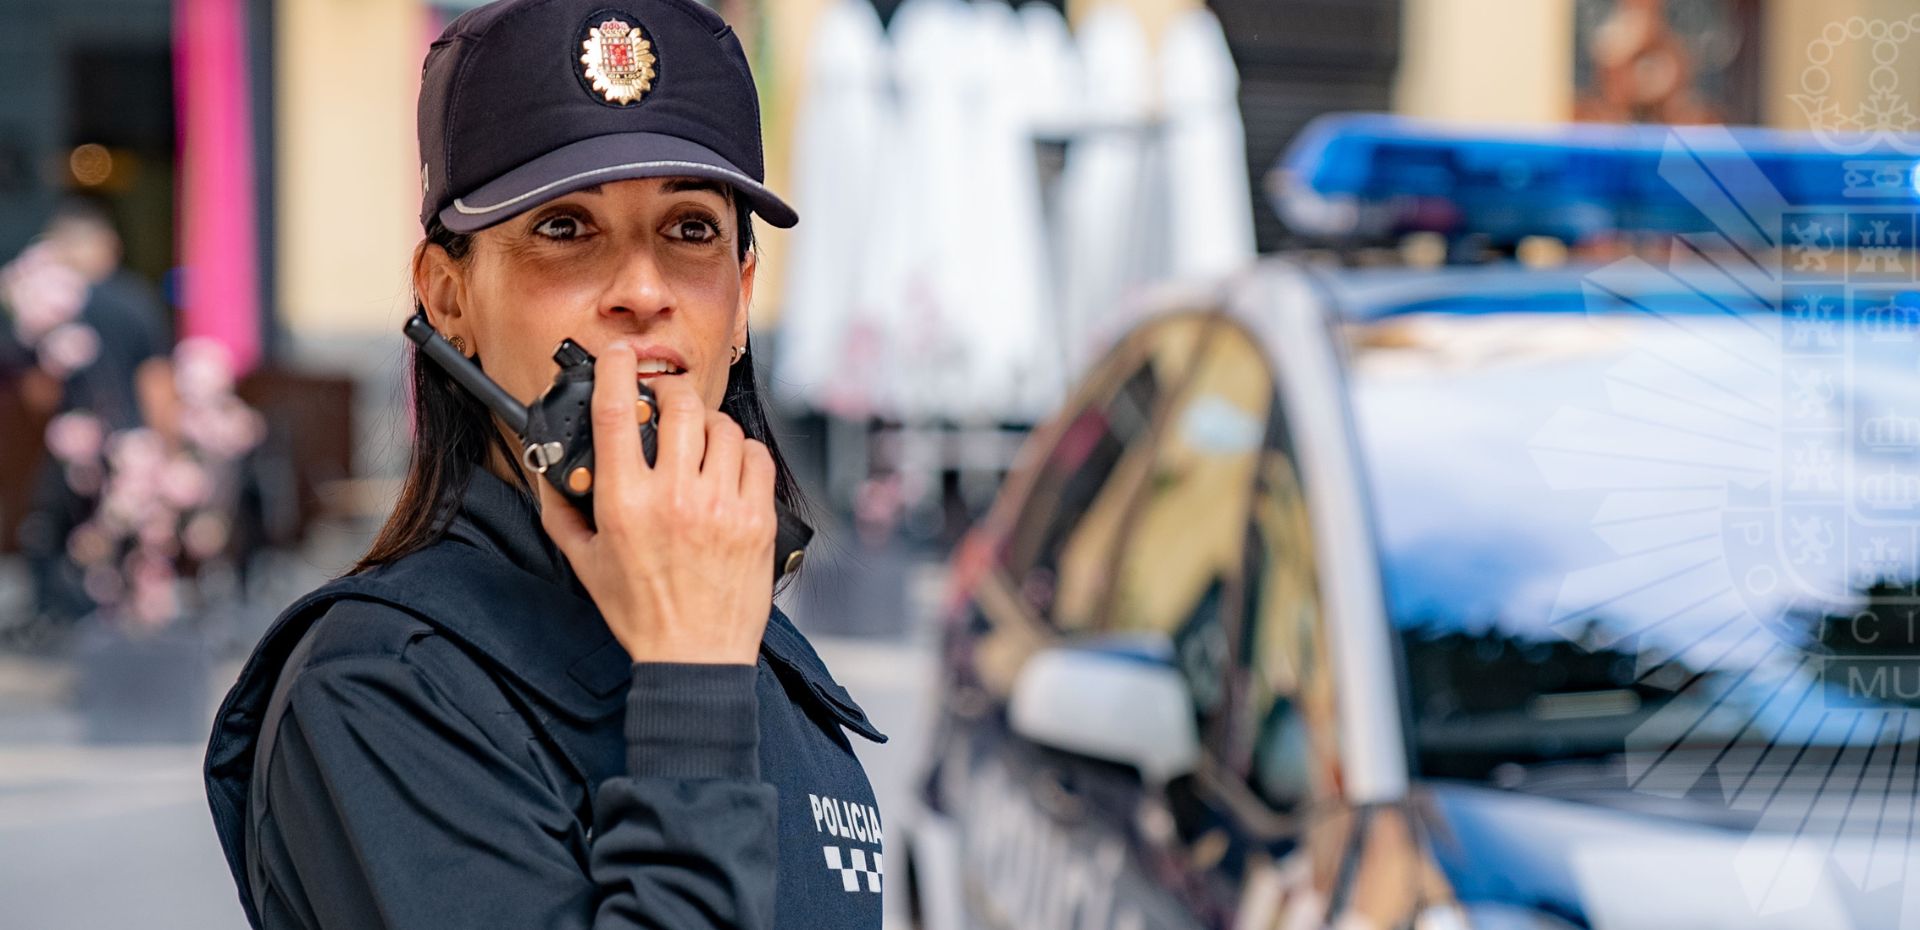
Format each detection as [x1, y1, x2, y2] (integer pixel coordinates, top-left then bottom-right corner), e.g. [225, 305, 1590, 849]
[622, 342, 689, 377]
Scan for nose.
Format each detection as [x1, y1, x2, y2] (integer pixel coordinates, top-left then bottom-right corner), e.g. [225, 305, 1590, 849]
[600, 240, 672, 323]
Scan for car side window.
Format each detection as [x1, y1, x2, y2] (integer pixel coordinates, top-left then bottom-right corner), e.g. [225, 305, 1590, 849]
[996, 315, 1212, 631]
[1094, 316, 1340, 815]
[1236, 425, 1339, 814]
[1101, 318, 1271, 648]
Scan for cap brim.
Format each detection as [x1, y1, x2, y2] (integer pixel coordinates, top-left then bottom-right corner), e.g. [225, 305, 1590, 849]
[439, 132, 798, 233]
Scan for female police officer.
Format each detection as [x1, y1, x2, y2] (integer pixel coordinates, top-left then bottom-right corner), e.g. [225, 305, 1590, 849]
[204, 1, 888, 927]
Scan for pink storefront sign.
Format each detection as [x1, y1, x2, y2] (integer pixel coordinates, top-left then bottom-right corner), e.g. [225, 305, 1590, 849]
[173, 0, 260, 374]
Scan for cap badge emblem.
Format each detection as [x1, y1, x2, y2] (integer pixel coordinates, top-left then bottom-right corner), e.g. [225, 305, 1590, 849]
[580, 17, 655, 105]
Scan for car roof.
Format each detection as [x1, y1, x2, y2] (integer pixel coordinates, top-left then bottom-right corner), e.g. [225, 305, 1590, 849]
[1305, 261, 1777, 322]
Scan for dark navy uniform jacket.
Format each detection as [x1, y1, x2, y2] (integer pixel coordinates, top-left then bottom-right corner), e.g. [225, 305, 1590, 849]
[204, 469, 888, 929]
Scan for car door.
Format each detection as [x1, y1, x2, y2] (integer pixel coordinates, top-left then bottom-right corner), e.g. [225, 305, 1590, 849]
[1190, 267, 1434, 930]
[925, 309, 1217, 930]
[1086, 297, 1364, 928]
[924, 266, 1411, 930]
[1018, 267, 1413, 929]
[947, 311, 1215, 697]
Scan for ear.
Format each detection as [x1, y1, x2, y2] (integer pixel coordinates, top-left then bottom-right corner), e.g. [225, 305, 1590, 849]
[731, 249, 757, 351]
[413, 240, 470, 341]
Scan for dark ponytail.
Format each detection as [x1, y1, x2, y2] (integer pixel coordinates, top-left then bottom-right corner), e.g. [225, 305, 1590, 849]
[351, 201, 810, 576]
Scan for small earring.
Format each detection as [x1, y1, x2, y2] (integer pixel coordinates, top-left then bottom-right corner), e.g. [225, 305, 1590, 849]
[729, 345, 744, 365]
[447, 334, 468, 356]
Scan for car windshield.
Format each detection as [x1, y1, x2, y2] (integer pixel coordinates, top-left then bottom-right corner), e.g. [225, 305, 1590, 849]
[1348, 296, 1920, 783]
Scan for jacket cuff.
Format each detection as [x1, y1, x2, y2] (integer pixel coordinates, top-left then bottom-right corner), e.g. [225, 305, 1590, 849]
[624, 662, 761, 781]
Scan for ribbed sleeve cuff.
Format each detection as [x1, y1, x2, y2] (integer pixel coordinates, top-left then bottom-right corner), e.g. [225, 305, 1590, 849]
[624, 662, 761, 781]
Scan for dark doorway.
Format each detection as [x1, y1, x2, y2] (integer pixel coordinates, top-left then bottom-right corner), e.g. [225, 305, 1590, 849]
[65, 43, 177, 307]
[1207, 0, 1404, 252]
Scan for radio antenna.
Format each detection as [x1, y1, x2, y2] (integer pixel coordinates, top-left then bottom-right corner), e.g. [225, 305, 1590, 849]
[403, 313, 530, 436]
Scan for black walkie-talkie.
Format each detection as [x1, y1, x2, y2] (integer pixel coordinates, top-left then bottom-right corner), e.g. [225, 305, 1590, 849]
[404, 312, 811, 582]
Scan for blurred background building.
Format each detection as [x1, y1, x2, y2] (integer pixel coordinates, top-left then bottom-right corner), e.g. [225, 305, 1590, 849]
[2, 0, 1912, 561]
[2, 1, 1917, 926]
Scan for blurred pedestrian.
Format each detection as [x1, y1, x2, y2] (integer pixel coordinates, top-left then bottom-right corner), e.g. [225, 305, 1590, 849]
[11, 197, 176, 641]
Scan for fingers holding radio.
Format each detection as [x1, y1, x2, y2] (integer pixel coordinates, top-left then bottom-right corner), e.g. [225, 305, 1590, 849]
[535, 474, 591, 551]
[740, 437, 774, 501]
[651, 375, 707, 479]
[590, 343, 644, 491]
[701, 410, 744, 484]
[543, 353, 772, 665]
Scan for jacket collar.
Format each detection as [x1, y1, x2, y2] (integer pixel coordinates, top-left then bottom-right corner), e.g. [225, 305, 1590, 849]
[408, 469, 885, 741]
[450, 463, 580, 593]
[760, 606, 887, 743]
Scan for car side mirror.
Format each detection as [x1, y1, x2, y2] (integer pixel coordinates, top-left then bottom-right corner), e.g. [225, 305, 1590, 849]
[1008, 639, 1201, 783]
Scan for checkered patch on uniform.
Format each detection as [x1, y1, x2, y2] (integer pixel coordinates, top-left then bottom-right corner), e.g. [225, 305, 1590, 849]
[822, 845, 882, 893]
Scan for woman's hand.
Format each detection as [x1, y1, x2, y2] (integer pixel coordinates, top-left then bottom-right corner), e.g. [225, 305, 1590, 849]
[536, 343, 777, 665]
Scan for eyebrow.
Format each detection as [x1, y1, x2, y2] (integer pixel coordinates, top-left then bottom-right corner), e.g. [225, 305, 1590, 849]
[569, 179, 732, 201]
[660, 177, 733, 202]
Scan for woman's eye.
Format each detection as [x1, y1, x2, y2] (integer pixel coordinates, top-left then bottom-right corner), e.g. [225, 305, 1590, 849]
[532, 215, 583, 240]
[673, 218, 719, 243]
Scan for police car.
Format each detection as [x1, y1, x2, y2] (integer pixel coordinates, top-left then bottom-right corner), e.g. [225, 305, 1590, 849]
[900, 117, 1920, 929]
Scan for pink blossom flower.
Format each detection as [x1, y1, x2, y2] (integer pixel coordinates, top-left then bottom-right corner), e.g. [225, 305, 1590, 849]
[180, 410, 220, 452]
[33, 313, 270, 630]
[105, 428, 165, 478]
[183, 512, 229, 560]
[217, 407, 266, 457]
[65, 522, 110, 566]
[138, 514, 181, 556]
[45, 412, 104, 465]
[183, 402, 265, 458]
[97, 467, 160, 531]
[2, 244, 86, 341]
[174, 338, 236, 402]
[129, 577, 178, 627]
[125, 553, 178, 626]
[37, 323, 100, 377]
[96, 495, 140, 534]
[159, 459, 212, 509]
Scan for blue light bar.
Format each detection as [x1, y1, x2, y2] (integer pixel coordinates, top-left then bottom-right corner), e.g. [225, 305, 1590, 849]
[1271, 114, 1920, 246]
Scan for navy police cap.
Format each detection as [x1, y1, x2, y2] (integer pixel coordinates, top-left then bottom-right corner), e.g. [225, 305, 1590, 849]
[418, 0, 797, 234]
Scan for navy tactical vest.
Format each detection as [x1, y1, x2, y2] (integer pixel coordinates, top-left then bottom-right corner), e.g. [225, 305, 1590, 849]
[205, 513, 888, 929]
